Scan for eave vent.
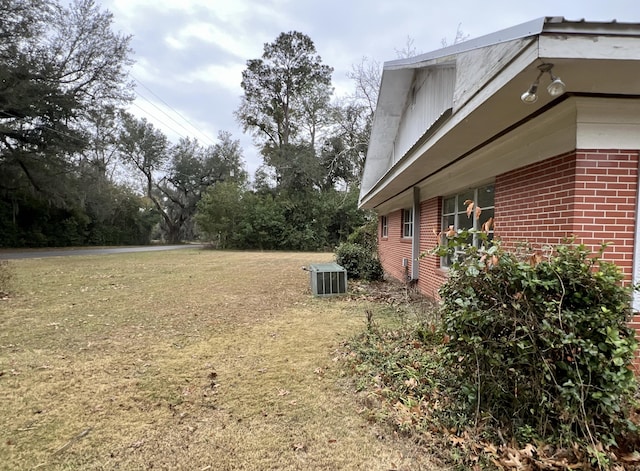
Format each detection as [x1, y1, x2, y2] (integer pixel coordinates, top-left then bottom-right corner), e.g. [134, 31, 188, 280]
[308, 263, 347, 296]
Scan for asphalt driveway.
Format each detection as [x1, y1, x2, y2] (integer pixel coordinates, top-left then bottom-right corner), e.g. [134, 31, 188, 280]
[0, 245, 205, 260]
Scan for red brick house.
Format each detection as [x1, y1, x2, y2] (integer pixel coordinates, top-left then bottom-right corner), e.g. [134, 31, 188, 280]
[359, 17, 640, 330]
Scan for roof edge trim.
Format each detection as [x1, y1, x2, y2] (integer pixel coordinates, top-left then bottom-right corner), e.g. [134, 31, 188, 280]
[384, 17, 548, 70]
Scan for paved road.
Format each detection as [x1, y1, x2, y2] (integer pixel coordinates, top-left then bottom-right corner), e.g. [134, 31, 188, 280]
[0, 245, 205, 260]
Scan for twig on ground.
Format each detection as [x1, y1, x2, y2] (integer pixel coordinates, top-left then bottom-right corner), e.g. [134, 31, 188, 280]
[52, 427, 92, 455]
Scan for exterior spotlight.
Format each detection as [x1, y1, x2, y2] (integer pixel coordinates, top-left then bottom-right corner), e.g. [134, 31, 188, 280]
[547, 76, 566, 96]
[521, 63, 565, 104]
[520, 82, 539, 103]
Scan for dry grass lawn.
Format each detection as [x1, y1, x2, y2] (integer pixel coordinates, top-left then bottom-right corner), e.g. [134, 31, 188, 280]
[0, 249, 442, 470]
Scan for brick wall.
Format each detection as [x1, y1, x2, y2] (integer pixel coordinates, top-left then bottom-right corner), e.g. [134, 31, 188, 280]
[378, 209, 413, 283]
[379, 151, 639, 285]
[495, 149, 638, 278]
[417, 197, 447, 299]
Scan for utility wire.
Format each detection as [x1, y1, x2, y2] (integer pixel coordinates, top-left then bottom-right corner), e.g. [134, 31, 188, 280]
[130, 101, 188, 141]
[132, 75, 217, 146]
[131, 93, 193, 140]
[3, 77, 219, 152]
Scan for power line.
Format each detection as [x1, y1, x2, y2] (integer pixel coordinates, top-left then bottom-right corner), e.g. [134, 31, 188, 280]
[130, 101, 189, 141]
[131, 75, 217, 146]
[132, 93, 193, 140]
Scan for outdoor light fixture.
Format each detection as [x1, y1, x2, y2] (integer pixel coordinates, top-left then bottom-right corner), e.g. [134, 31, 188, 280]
[520, 63, 566, 104]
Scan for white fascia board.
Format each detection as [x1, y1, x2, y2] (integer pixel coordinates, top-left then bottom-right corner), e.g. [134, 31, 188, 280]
[540, 34, 640, 61]
[385, 17, 546, 70]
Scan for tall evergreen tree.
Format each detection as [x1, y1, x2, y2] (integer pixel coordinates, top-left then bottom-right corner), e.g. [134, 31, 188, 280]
[236, 31, 333, 190]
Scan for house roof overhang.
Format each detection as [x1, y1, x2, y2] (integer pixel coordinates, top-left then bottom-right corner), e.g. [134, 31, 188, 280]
[359, 17, 640, 211]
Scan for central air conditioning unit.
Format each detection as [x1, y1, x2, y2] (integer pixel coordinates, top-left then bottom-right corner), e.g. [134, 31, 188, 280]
[308, 263, 347, 296]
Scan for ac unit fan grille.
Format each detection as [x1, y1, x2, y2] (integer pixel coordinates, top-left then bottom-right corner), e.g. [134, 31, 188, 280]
[309, 263, 347, 296]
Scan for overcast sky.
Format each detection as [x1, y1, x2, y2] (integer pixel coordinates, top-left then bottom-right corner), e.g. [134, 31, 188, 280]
[99, 0, 640, 177]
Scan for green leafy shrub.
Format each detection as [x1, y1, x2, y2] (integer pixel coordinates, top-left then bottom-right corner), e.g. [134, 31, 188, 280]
[336, 219, 384, 281]
[436, 233, 638, 448]
[335, 241, 383, 281]
[346, 218, 378, 252]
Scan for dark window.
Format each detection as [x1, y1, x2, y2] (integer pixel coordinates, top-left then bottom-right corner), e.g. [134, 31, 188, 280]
[441, 184, 494, 267]
[402, 208, 413, 238]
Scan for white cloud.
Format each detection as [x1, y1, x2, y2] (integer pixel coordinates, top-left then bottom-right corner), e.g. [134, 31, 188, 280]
[180, 63, 245, 94]
[164, 22, 251, 59]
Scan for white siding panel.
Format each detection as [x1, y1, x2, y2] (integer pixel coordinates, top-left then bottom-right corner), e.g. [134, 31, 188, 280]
[393, 67, 455, 165]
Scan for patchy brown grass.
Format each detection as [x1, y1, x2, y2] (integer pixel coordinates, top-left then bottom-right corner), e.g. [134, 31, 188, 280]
[0, 250, 443, 470]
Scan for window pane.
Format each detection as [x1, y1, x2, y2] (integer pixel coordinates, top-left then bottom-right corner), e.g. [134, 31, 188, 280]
[442, 253, 453, 268]
[404, 208, 413, 223]
[458, 213, 474, 231]
[404, 223, 413, 238]
[477, 185, 495, 208]
[443, 197, 456, 214]
[443, 214, 455, 231]
[403, 209, 413, 238]
[441, 183, 495, 268]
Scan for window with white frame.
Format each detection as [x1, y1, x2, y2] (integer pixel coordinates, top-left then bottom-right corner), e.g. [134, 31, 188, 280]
[441, 184, 494, 268]
[402, 208, 414, 238]
[381, 215, 388, 238]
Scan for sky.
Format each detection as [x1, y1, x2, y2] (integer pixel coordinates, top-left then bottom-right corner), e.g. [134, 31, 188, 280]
[99, 0, 640, 177]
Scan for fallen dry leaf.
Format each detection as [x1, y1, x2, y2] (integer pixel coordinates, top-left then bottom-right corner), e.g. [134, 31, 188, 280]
[404, 377, 417, 389]
[520, 443, 536, 457]
[621, 451, 640, 462]
[129, 440, 145, 449]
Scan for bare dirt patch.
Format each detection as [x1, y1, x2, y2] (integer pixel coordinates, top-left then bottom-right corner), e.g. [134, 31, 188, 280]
[0, 250, 443, 470]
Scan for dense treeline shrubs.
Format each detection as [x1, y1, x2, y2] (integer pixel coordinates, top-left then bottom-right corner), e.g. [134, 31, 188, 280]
[0, 187, 157, 247]
[196, 185, 367, 251]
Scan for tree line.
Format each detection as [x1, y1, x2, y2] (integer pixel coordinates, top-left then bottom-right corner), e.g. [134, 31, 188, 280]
[0, 0, 379, 250]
